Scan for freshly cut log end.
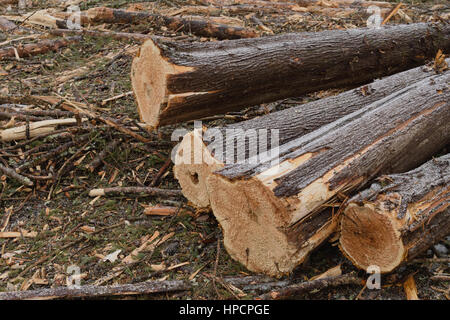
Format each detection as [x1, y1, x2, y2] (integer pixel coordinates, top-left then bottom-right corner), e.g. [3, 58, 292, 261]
[207, 174, 302, 276]
[173, 129, 224, 208]
[207, 168, 338, 277]
[131, 39, 193, 128]
[339, 154, 450, 273]
[339, 203, 405, 273]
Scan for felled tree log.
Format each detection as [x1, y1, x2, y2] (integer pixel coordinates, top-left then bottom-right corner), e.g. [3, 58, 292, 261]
[173, 61, 447, 208]
[132, 23, 450, 128]
[339, 154, 450, 273]
[0, 280, 190, 300]
[201, 0, 393, 8]
[205, 70, 450, 277]
[296, 0, 393, 8]
[0, 36, 80, 60]
[78, 7, 257, 40]
[306, 6, 391, 18]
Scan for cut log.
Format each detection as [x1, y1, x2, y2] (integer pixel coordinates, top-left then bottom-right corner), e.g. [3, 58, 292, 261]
[173, 61, 449, 208]
[201, 0, 393, 8]
[205, 70, 450, 277]
[0, 279, 190, 300]
[74, 7, 258, 40]
[0, 36, 80, 60]
[339, 154, 450, 273]
[49, 29, 152, 43]
[131, 23, 450, 128]
[295, 0, 394, 8]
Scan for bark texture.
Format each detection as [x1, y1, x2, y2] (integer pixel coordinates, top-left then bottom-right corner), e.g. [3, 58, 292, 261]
[340, 154, 450, 273]
[173, 61, 447, 208]
[0, 280, 189, 300]
[131, 23, 450, 128]
[205, 70, 450, 276]
[0, 36, 80, 60]
[83, 7, 257, 40]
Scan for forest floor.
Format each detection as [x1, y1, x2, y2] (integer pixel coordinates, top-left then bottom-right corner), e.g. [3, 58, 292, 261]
[0, 0, 449, 300]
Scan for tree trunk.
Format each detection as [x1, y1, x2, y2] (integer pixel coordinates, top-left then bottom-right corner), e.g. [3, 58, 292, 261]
[205, 70, 450, 277]
[201, 0, 393, 8]
[296, 0, 394, 8]
[80, 7, 258, 40]
[173, 60, 449, 208]
[339, 154, 450, 273]
[0, 280, 190, 300]
[131, 23, 450, 128]
[0, 37, 80, 60]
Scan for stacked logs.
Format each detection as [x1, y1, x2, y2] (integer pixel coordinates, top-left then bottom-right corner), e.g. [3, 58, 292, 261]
[132, 23, 450, 277]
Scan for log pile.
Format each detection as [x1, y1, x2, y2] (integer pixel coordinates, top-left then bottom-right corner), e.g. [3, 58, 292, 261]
[173, 61, 448, 208]
[2, 0, 449, 298]
[129, 22, 450, 277]
[205, 70, 449, 276]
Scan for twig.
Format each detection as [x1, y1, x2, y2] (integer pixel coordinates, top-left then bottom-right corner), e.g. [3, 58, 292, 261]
[17, 134, 90, 172]
[430, 275, 450, 282]
[86, 139, 122, 172]
[382, 2, 403, 25]
[212, 238, 222, 298]
[150, 157, 172, 187]
[88, 186, 182, 198]
[258, 273, 363, 300]
[0, 162, 34, 186]
[101, 91, 133, 105]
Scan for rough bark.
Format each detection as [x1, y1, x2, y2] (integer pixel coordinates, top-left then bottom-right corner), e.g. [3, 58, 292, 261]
[0, 280, 190, 300]
[173, 61, 448, 208]
[339, 154, 450, 273]
[205, 70, 450, 277]
[182, 4, 391, 18]
[131, 23, 450, 128]
[201, 0, 393, 8]
[78, 7, 257, 40]
[88, 186, 182, 198]
[295, 0, 393, 8]
[0, 36, 80, 60]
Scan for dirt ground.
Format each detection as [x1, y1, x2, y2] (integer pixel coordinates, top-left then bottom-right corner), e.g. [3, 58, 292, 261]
[0, 0, 449, 300]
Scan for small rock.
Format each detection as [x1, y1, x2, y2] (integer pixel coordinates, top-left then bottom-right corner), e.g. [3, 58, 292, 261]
[433, 244, 448, 256]
[163, 242, 179, 256]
